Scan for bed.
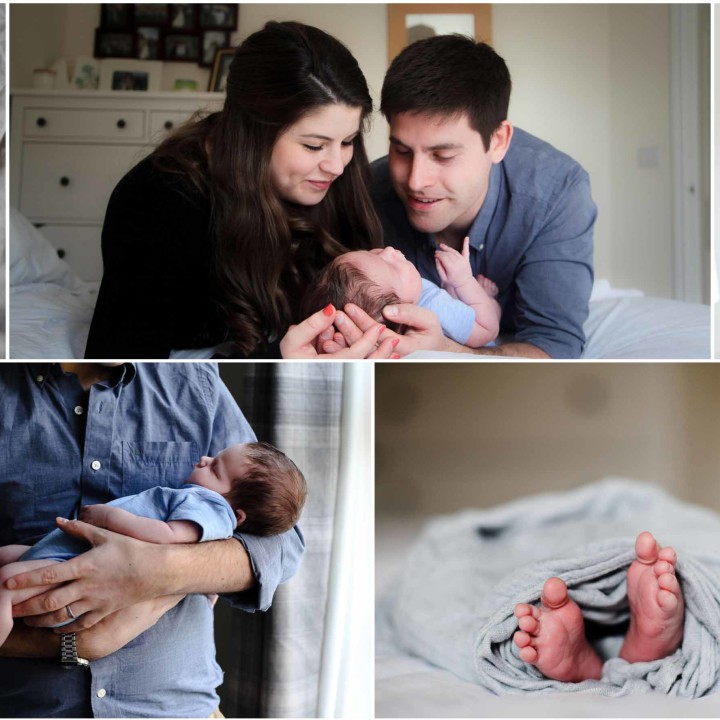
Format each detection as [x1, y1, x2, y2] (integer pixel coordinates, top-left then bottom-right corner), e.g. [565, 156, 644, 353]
[377, 508, 720, 717]
[8, 209, 712, 360]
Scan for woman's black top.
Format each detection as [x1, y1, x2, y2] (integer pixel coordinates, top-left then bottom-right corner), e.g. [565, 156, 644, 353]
[85, 157, 280, 359]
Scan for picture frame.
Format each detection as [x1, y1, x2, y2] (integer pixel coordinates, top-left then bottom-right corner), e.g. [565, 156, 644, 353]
[136, 26, 163, 60]
[100, 4, 134, 30]
[387, 3, 492, 64]
[99, 58, 163, 91]
[134, 4, 169, 26]
[95, 29, 136, 59]
[199, 5, 238, 31]
[200, 30, 229, 67]
[168, 5, 198, 31]
[71, 56, 101, 90]
[208, 47, 234, 92]
[164, 33, 201, 62]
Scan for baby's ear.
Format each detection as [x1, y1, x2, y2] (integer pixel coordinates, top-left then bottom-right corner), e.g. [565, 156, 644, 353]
[234, 508, 247, 526]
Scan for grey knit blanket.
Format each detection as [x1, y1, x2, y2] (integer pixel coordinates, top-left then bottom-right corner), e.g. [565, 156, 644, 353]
[392, 480, 720, 697]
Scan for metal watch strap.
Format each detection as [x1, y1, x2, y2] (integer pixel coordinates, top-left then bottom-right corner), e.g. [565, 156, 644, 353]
[60, 632, 90, 668]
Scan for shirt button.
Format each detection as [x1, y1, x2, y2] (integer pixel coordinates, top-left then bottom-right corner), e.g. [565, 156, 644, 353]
[74, 406, 84, 416]
[91, 460, 102, 471]
[97, 689, 106, 698]
[479, 244, 485, 251]
[36, 374, 44, 383]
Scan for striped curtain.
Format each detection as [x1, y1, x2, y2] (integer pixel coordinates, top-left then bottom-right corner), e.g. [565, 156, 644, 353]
[217, 363, 344, 718]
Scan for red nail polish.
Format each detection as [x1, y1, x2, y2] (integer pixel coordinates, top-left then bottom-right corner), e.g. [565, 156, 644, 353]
[323, 304, 335, 317]
[379, 325, 386, 334]
[392, 338, 400, 348]
[391, 353, 401, 359]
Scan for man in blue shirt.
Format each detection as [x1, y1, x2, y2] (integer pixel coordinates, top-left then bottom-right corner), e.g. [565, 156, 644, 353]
[370, 35, 596, 359]
[0, 363, 304, 718]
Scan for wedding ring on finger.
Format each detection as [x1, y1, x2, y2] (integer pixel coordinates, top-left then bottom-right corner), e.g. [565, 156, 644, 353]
[66, 605, 76, 620]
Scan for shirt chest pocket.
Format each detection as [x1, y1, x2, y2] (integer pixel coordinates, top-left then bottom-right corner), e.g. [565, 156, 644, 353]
[121, 441, 198, 497]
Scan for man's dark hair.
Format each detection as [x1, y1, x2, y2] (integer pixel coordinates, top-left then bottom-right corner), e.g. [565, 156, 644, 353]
[381, 34, 511, 151]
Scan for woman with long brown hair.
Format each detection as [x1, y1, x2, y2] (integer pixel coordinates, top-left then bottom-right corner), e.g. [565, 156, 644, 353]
[85, 21, 395, 359]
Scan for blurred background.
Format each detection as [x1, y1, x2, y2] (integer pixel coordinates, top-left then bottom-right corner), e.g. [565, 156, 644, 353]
[376, 362, 720, 516]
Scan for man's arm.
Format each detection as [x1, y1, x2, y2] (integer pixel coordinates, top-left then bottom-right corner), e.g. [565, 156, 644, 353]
[7, 519, 254, 631]
[79, 504, 201, 544]
[441, 339, 550, 358]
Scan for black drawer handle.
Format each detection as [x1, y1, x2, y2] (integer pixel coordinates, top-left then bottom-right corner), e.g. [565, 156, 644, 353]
[36, 117, 47, 128]
[60, 176, 70, 187]
[57, 249, 66, 259]
[164, 120, 174, 130]
[117, 119, 126, 129]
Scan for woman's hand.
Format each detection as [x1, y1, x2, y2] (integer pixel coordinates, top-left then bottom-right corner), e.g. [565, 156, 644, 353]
[280, 304, 397, 359]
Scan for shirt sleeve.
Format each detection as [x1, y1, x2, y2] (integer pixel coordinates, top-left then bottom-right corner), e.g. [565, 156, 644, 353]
[223, 526, 306, 612]
[419, 280, 475, 345]
[164, 487, 237, 542]
[511, 172, 596, 358]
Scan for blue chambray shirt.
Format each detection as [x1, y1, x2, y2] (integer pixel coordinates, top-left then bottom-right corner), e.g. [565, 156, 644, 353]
[371, 127, 596, 358]
[0, 363, 305, 718]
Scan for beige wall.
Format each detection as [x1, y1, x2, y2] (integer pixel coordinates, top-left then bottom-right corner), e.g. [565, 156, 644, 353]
[10, 4, 703, 298]
[375, 363, 720, 516]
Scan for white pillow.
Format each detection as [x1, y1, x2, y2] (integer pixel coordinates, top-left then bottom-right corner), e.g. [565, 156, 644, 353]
[9, 206, 83, 290]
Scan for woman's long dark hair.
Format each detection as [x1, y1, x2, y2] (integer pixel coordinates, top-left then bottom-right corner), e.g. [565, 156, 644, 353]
[152, 21, 382, 354]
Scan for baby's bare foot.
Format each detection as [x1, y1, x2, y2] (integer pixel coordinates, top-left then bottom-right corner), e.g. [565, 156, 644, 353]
[476, 274, 499, 298]
[619, 531, 684, 663]
[513, 577, 603, 682]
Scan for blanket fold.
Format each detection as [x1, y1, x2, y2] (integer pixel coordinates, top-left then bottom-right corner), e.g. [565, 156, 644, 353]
[392, 479, 720, 697]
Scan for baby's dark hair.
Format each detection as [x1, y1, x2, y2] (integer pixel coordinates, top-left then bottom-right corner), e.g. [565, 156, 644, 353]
[302, 256, 405, 333]
[224, 442, 306, 535]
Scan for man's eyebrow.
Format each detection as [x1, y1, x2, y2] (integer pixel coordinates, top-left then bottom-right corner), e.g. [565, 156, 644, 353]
[389, 136, 463, 152]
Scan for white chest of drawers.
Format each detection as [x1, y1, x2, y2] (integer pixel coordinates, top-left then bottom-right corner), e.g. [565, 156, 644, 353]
[10, 90, 223, 281]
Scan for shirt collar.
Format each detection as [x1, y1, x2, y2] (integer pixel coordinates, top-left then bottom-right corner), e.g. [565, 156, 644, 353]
[467, 163, 501, 250]
[29, 363, 137, 389]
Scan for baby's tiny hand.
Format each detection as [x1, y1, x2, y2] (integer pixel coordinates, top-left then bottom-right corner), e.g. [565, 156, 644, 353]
[78, 504, 109, 529]
[435, 238, 473, 289]
[476, 274, 499, 298]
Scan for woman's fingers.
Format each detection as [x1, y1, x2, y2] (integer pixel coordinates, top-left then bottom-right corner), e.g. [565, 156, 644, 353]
[279, 305, 337, 358]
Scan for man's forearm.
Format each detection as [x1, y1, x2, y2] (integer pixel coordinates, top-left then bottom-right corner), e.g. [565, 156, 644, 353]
[151, 537, 255, 596]
[0, 624, 59, 659]
[444, 338, 550, 358]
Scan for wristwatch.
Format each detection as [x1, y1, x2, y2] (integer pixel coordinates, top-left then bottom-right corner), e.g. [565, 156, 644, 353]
[60, 632, 90, 669]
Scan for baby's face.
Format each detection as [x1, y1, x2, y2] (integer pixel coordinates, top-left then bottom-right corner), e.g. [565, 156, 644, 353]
[187, 443, 250, 496]
[344, 247, 423, 302]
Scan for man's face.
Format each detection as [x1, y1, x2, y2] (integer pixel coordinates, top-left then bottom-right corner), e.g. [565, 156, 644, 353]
[388, 112, 509, 238]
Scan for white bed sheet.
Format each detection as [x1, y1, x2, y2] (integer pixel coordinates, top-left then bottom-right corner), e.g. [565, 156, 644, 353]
[376, 514, 720, 718]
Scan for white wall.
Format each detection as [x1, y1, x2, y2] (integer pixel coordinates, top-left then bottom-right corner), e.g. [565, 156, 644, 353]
[10, 4, 704, 298]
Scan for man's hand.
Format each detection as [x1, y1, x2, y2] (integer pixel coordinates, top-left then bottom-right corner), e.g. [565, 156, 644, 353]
[381, 304, 450, 356]
[8, 518, 165, 631]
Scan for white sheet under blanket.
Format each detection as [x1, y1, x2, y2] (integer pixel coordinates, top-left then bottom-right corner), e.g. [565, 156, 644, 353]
[376, 512, 720, 718]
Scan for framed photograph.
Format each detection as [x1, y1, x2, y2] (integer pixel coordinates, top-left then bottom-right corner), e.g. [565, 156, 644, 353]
[95, 29, 136, 59]
[134, 4, 169, 26]
[199, 5, 238, 30]
[387, 3, 491, 64]
[164, 33, 200, 62]
[168, 5, 198, 31]
[136, 26, 163, 60]
[101, 4, 134, 30]
[99, 58, 163, 91]
[201, 30, 229, 67]
[208, 47, 234, 92]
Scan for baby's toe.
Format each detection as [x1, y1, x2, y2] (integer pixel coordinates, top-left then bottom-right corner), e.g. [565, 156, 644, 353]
[658, 546, 677, 565]
[653, 560, 674, 577]
[514, 630, 532, 649]
[517, 615, 539, 634]
[514, 603, 539, 620]
[657, 573, 680, 609]
[518, 645, 538, 664]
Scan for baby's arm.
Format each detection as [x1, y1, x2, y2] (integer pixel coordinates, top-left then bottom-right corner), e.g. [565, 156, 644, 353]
[435, 239, 501, 347]
[79, 505, 201, 544]
[0, 545, 31, 567]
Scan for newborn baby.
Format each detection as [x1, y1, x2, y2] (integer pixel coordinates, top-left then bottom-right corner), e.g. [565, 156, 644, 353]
[304, 239, 501, 348]
[513, 531, 685, 682]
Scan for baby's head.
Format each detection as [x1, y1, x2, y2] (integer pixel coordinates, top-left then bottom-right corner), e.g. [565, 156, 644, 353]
[189, 442, 306, 535]
[302, 247, 423, 325]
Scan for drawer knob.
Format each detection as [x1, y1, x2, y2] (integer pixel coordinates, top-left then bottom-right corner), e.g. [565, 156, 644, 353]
[60, 176, 70, 187]
[36, 117, 47, 128]
[164, 120, 174, 130]
[57, 249, 66, 259]
[117, 119, 126, 129]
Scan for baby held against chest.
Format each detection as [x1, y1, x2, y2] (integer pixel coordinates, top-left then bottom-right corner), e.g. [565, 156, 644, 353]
[304, 239, 501, 348]
[0, 441, 306, 646]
